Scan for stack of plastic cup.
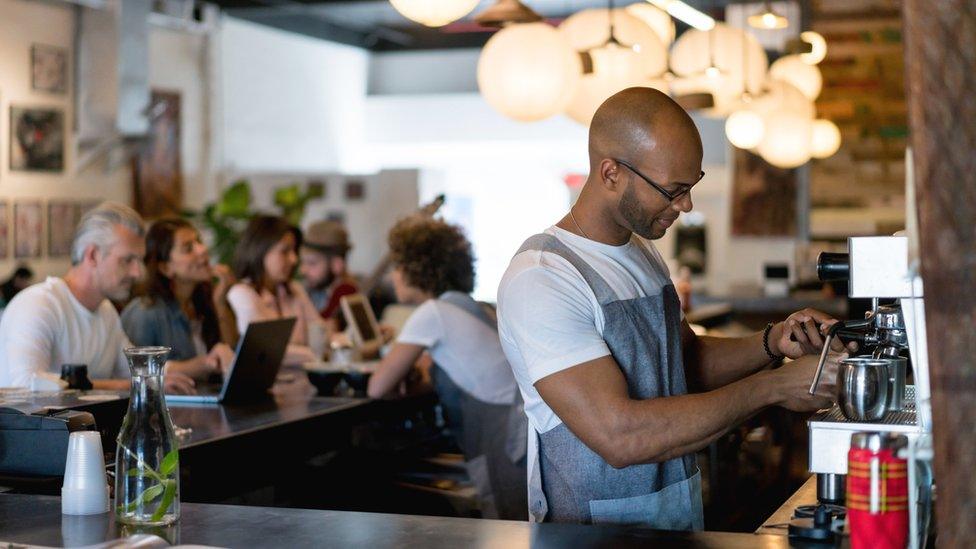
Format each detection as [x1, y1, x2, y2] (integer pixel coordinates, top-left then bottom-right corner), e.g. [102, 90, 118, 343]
[61, 431, 109, 515]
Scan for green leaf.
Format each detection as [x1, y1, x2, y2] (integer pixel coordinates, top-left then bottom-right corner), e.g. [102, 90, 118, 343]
[160, 449, 179, 477]
[118, 483, 164, 513]
[150, 480, 177, 522]
[217, 181, 252, 217]
[127, 468, 141, 477]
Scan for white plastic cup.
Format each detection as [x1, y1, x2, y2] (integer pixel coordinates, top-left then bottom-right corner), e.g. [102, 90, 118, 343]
[61, 431, 109, 515]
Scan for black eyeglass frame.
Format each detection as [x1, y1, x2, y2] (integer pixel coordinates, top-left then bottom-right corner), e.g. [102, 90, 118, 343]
[613, 158, 705, 203]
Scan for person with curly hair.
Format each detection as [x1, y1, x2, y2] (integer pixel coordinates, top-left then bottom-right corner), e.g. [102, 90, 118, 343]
[367, 215, 527, 521]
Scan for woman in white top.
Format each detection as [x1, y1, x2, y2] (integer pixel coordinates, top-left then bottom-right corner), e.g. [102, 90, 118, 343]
[226, 215, 325, 366]
[367, 216, 526, 521]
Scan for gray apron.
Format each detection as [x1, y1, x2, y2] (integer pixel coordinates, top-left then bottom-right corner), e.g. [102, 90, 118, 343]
[430, 291, 528, 521]
[518, 233, 704, 530]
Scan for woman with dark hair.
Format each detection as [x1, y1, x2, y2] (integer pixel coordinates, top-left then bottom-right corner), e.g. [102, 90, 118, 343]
[226, 215, 324, 365]
[366, 216, 527, 521]
[0, 266, 34, 308]
[121, 218, 237, 380]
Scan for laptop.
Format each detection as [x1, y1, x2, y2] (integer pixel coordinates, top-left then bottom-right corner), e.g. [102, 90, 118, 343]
[166, 317, 296, 404]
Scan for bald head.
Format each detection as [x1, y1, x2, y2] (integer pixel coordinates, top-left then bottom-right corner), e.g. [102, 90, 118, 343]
[588, 87, 703, 171]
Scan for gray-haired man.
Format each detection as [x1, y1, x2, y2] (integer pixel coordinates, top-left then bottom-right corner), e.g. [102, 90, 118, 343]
[0, 202, 194, 393]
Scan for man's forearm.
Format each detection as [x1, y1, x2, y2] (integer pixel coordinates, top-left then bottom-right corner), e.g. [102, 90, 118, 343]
[686, 328, 777, 391]
[611, 370, 777, 467]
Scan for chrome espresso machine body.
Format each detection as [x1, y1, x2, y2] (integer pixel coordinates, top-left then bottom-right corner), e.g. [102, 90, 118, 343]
[805, 236, 934, 547]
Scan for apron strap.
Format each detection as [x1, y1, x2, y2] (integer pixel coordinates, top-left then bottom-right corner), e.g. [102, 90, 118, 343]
[438, 291, 497, 331]
[517, 233, 619, 305]
[630, 234, 669, 280]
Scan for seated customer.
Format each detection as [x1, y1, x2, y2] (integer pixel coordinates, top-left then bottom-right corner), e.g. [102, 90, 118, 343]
[300, 220, 358, 332]
[367, 216, 527, 521]
[227, 215, 325, 365]
[0, 202, 194, 393]
[0, 265, 34, 307]
[122, 218, 236, 381]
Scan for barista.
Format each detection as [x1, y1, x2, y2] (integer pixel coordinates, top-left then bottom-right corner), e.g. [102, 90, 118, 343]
[496, 88, 850, 529]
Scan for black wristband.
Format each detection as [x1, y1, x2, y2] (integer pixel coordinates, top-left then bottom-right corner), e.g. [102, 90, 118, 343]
[763, 322, 783, 361]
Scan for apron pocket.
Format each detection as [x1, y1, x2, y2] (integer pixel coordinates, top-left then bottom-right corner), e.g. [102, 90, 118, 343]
[588, 469, 704, 531]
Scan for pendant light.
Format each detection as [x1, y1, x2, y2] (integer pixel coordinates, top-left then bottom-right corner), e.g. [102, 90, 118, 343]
[474, 0, 542, 28]
[559, 3, 667, 126]
[477, 22, 582, 122]
[748, 2, 789, 30]
[389, 0, 481, 27]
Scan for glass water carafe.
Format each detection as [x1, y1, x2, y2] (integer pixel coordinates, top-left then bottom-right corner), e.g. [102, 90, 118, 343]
[115, 346, 180, 526]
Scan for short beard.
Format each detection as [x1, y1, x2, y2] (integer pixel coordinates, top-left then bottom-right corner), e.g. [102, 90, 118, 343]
[619, 182, 663, 240]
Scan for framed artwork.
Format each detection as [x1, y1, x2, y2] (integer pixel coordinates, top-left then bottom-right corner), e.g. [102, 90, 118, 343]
[48, 201, 81, 257]
[10, 107, 64, 172]
[731, 149, 798, 237]
[344, 180, 366, 201]
[0, 201, 9, 260]
[14, 201, 43, 259]
[133, 91, 182, 219]
[31, 44, 68, 94]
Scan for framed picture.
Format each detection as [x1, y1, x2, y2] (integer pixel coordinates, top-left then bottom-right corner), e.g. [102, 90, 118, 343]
[344, 180, 366, 201]
[14, 201, 43, 259]
[48, 201, 81, 257]
[10, 107, 64, 172]
[731, 149, 798, 237]
[31, 44, 68, 94]
[0, 202, 9, 260]
[132, 91, 182, 219]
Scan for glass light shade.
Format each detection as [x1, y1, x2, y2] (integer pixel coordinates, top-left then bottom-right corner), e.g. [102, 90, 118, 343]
[769, 54, 823, 101]
[800, 31, 827, 65]
[624, 3, 675, 45]
[477, 23, 582, 122]
[756, 113, 813, 168]
[725, 109, 765, 149]
[810, 119, 842, 158]
[390, 0, 480, 27]
[558, 8, 668, 78]
[669, 23, 768, 115]
[750, 80, 815, 120]
[564, 44, 668, 125]
[748, 8, 789, 29]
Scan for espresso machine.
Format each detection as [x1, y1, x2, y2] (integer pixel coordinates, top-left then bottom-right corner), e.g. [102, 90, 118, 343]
[803, 235, 934, 547]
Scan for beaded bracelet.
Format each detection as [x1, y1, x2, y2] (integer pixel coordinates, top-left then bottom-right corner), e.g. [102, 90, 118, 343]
[763, 322, 784, 361]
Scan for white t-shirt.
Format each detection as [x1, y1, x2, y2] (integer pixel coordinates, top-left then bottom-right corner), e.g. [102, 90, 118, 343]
[497, 226, 674, 435]
[397, 298, 518, 405]
[226, 280, 323, 365]
[0, 277, 131, 388]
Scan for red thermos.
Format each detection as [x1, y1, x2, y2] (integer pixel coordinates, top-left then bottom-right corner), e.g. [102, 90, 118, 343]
[847, 432, 909, 549]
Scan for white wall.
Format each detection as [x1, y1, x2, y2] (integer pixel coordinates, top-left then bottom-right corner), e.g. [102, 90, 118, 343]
[368, 49, 480, 95]
[0, 0, 214, 281]
[219, 17, 370, 175]
[0, 0, 129, 279]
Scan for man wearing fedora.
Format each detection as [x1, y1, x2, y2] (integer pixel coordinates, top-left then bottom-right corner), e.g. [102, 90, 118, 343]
[300, 220, 359, 334]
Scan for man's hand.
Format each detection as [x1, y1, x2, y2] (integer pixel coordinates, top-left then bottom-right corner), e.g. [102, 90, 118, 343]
[164, 372, 196, 395]
[765, 351, 847, 412]
[772, 308, 855, 359]
[205, 343, 235, 376]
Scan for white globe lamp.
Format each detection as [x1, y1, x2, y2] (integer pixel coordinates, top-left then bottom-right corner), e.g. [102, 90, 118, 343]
[390, 0, 480, 27]
[810, 119, 842, 158]
[725, 109, 765, 149]
[756, 113, 813, 168]
[624, 3, 675, 45]
[769, 54, 823, 101]
[477, 23, 582, 122]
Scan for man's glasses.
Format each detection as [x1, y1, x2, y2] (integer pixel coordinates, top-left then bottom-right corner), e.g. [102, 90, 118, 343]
[614, 159, 704, 203]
